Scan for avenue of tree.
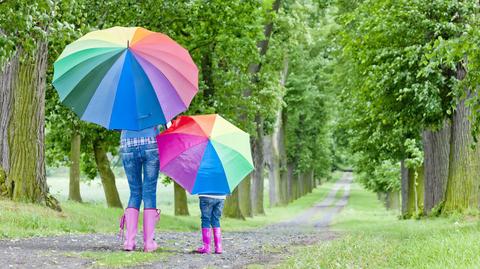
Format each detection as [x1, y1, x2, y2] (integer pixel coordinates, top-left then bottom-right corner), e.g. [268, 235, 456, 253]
[3, 0, 478, 220]
[0, 0, 336, 218]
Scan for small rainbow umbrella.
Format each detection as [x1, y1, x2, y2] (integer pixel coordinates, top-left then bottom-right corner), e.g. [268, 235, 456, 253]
[157, 114, 254, 194]
[53, 26, 198, 130]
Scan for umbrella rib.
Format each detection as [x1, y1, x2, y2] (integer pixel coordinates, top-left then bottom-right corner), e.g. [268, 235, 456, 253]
[132, 45, 197, 69]
[58, 51, 126, 115]
[160, 136, 209, 169]
[211, 140, 254, 167]
[131, 53, 187, 121]
[129, 52, 167, 126]
[57, 39, 122, 60]
[53, 48, 124, 83]
[131, 49, 198, 90]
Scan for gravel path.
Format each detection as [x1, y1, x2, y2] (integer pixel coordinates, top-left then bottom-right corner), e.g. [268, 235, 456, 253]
[0, 173, 352, 269]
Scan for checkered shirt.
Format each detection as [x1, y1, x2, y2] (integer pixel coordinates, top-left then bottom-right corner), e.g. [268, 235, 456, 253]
[120, 136, 157, 148]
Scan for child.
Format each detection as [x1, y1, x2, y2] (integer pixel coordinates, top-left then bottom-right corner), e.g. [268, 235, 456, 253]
[195, 193, 226, 254]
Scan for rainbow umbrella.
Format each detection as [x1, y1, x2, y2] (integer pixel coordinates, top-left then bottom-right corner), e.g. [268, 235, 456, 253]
[157, 114, 254, 194]
[53, 26, 198, 130]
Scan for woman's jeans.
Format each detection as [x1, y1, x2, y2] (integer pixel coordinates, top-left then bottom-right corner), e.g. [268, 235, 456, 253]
[199, 197, 225, 228]
[120, 143, 159, 209]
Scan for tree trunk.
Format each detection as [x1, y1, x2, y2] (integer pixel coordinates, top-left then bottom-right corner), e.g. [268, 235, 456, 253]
[264, 134, 280, 207]
[239, 176, 253, 218]
[223, 187, 245, 219]
[386, 191, 401, 211]
[298, 172, 305, 197]
[93, 139, 122, 208]
[0, 44, 60, 211]
[422, 121, 451, 214]
[444, 97, 480, 213]
[308, 169, 315, 192]
[401, 160, 424, 217]
[68, 129, 82, 202]
[414, 165, 424, 214]
[277, 63, 289, 205]
[251, 115, 265, 215]
[401, 160, 411, 217]
[174, 181, 189, 216]
[287, 162, 294, 202]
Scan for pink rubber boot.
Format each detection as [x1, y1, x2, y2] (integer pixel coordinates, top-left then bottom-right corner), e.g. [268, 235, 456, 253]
[213, 227, 222, 254]
[195, 228, 211, 254]
[119, 208, 139, 251]
[143, 209, 160, 252]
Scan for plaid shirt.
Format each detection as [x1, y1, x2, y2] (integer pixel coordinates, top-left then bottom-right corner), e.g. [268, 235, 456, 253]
[120, 136, 157, 148]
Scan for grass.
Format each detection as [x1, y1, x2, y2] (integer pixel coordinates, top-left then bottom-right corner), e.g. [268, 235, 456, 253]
[279, 182, 480, 269]
[0, 171, 343, 238]
[67, 249, 172, 268]
[0, 199, 198, 238]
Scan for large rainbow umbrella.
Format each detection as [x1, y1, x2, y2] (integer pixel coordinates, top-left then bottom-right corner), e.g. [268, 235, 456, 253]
[157, 114, 254, 194]
[52, 26, 198, 130]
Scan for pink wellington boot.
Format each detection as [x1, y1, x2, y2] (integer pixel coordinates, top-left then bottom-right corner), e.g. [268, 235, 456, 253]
[195, 228, 211, 254]
[119, 208, 139, 251]
[213, 227, 222, 254]
[143, 209, 160, 252]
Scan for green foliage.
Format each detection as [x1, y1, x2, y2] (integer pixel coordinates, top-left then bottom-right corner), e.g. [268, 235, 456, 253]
[357, 159, 400, 193]
[277, 1, 336, 178]
[334, 0, 477, 192]
[0, 0, 53, 64]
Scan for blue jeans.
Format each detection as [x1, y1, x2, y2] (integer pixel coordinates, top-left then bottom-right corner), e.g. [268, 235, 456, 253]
[199, 197, 225, 228]
[120, 143, 159, 209]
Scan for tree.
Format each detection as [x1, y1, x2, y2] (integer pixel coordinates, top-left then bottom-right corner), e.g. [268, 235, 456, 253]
[0, 1, 60, 211]
[174, 182, 189, 216]
[334, 0, 479, 216]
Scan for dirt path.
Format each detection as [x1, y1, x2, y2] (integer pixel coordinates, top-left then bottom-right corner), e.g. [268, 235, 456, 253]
[0, 173, 352, 269]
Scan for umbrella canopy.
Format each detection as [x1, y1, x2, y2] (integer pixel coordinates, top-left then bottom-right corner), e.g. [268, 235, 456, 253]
[157, 114, 254, 194]
[53, 26, 198, 130]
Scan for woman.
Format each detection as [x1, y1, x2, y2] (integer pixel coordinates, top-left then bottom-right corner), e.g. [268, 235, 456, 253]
[119, 126, 160, 252]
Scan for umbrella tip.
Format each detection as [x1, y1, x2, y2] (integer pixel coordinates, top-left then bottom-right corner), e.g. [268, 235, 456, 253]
[127, 40, 129, 48]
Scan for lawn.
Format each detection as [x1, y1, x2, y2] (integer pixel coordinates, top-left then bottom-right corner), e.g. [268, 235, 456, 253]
[0, 171, 343, 238]
[279, 182, 480, 269]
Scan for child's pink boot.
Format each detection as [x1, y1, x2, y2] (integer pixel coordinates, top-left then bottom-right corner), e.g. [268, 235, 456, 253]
[195, 228, 211, 254]
[213, 227, 222, 254]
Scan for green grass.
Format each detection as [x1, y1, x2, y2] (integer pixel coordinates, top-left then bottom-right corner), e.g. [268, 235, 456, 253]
[279, 182, 480, 269]
[68, 249, 172, 268]
[0, 199, 198, 238]
[0, 171, 343, 238]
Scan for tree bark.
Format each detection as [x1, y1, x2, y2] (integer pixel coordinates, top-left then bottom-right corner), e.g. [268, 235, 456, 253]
[414, 165, 424, 214]
[287, 162, 294, 202]
[401, 160, 424, 217]
[444, 97, 480, 213]
[174, 182, 189, 216]
[401, 160, 410, 217]
[250, 115, 265, 215]
[68, 129, 82, 202]
[93, 139, 122, 208]
[0, 44, 60, 211]
[223, 187, 245, 219]
[264, 133, 281, 207]
[308, 170, 315, 192]
[277, 66, 289, 205]
[422, 121, 451, 214]
[387, 191, 401, 210]
[239, 176, 253, 218]
[298, 172, 305, 197]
